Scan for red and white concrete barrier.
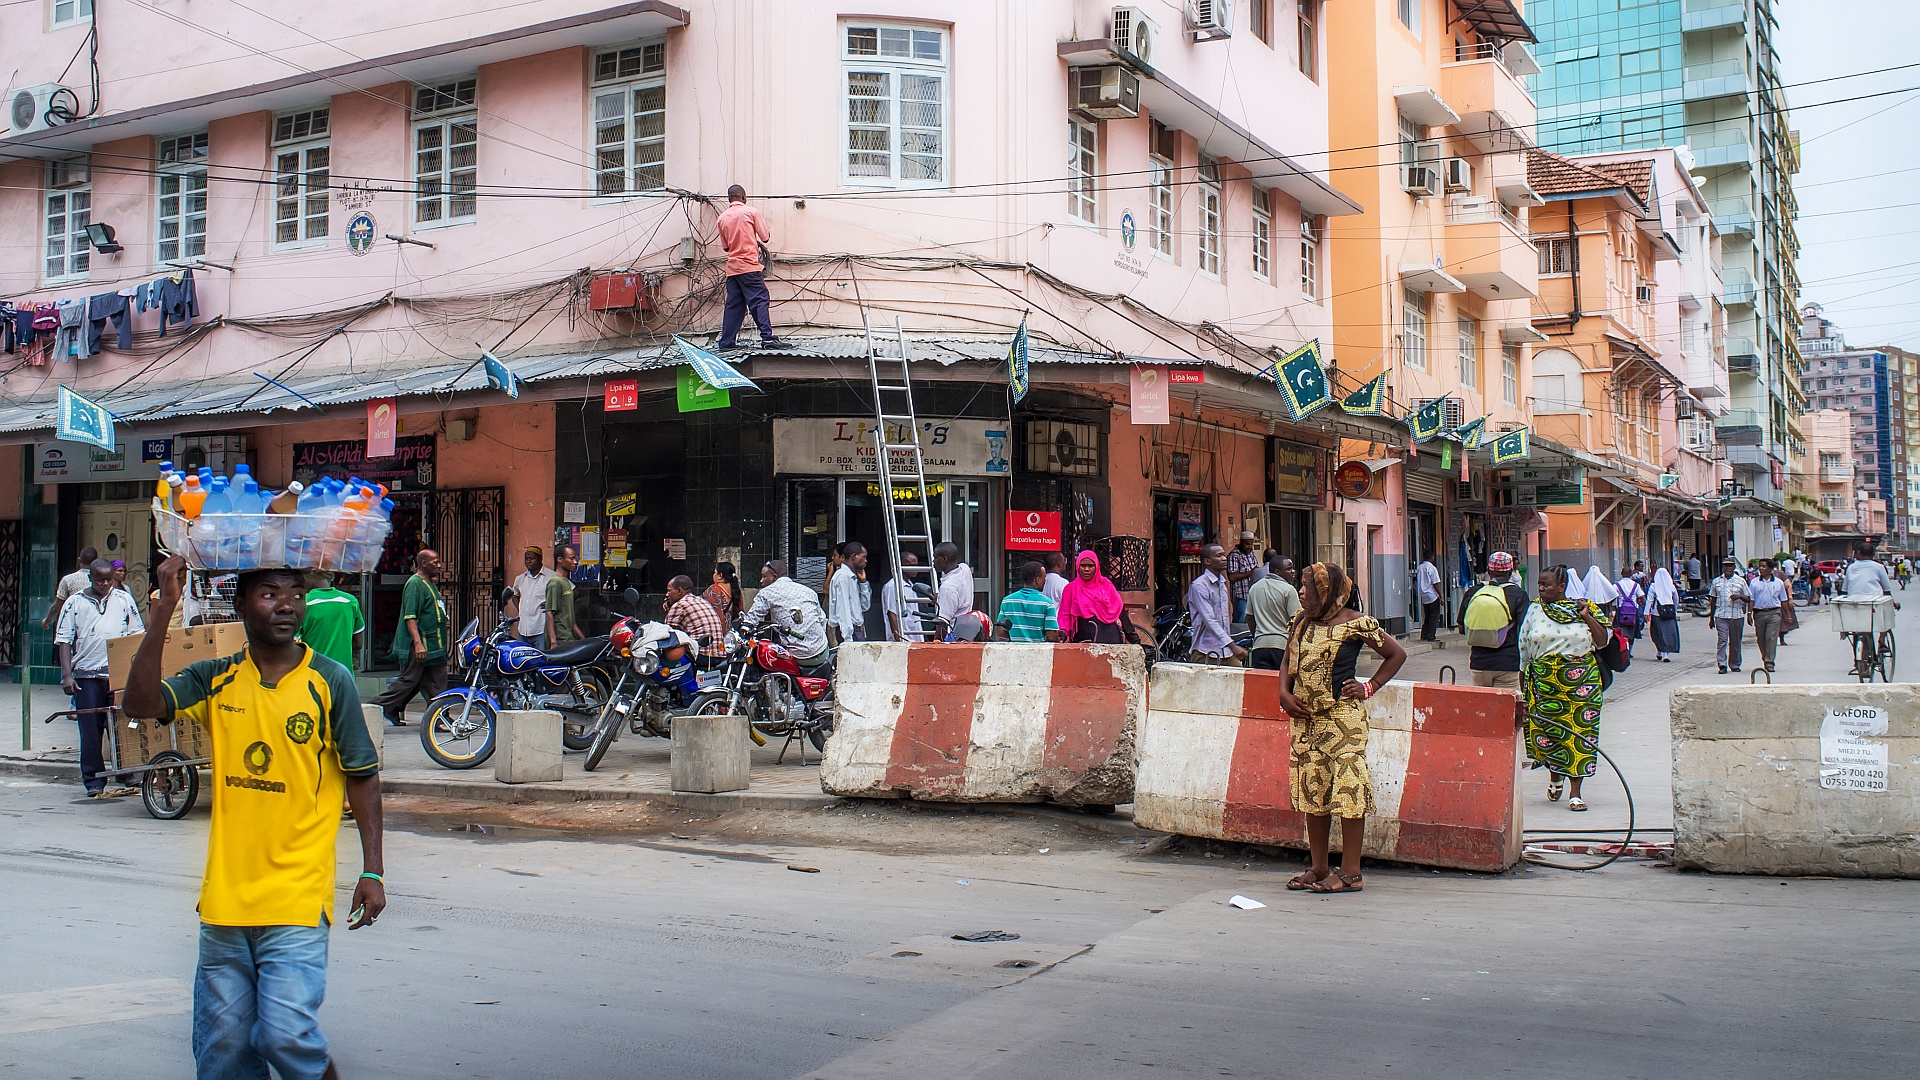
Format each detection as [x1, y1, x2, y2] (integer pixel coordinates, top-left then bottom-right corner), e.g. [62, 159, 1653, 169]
[1135, 666, 1525, 871]
[822, 642, 1144, 806]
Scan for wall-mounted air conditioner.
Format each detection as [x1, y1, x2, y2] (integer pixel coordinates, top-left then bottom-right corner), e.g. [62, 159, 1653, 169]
[1402, 166, 1440, 198]
[8, 83, 73, 136]
[1444, 157, 1473, 193]
[1190, 0, 1232, 40]
[1111, 7, 1159, 66]
[1026, 420, 1100, 476]
[1069, 65, 1142, 120]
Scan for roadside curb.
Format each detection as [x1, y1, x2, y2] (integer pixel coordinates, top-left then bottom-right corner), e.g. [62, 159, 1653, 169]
[0, 757, 77, 781]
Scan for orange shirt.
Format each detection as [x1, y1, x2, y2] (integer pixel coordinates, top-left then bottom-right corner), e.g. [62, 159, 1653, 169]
[716, 203, 770, 275]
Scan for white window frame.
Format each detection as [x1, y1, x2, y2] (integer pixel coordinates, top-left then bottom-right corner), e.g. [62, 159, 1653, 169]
[1502, 343, 1520, 407]
[1397, 0, 1421, 38]
[591, 42, 668, 198]
[43, 163, 90, 285]
[271, 110, 331, 249]
[1149, 156, 1174, 259]
[1197, 156, 1222, 278]
[841, 22, 948, 189]
[1251, 188, 1272, 281]
[51, 0, 91, 29]
[1458, 315, 1479, 388]
[1402, 295, 1428, 372]
[412, 78, 479, 229]
[1298, 1, 1318, 81]
[1068, 119, 1099, 225]
[1299, 213, 1319, 300]
[156, 133, 209, 265]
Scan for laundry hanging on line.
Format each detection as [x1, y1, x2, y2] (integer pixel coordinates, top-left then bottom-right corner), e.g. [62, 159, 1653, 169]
[0, 268, 200, 364]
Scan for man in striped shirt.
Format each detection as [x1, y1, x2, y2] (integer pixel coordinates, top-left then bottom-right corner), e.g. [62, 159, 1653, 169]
[993, 562, 1062, 642]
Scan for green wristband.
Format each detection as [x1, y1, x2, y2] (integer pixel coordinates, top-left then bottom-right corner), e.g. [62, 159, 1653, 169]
[360, 872, 384, 885]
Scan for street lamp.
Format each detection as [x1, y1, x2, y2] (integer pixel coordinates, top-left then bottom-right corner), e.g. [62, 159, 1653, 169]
[84, 222, 122, 254]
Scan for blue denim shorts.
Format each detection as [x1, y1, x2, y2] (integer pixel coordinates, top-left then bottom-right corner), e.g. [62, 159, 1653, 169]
[193, 922, 331, 1080]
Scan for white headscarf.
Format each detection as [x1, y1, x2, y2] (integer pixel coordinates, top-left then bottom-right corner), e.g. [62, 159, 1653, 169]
[1650, 568, 1678, 605]
[1583, 566, 1619, 603]
[1563, 568, 1587, 600]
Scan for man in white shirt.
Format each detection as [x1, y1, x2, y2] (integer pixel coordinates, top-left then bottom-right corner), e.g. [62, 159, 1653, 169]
[54, 559, 143, 797]
[743, 560, 830, 666]
[1186, 544, 1243, 665]
[43, 545, 99, 630]
[1042, 551, 1069, 608]
[933, 542, 974, 627]
[1746, 559, 1791, 673]
[881, 551, 926, 641]
[1842, 545, 1897, 600]
[1415, 557, 1443, 641]
[505, 547, 556, 645]
[1710, 557, 1752, 673]
[827, 542, 871, 644]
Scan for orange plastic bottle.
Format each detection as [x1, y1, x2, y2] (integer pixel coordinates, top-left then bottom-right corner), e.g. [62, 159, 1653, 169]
[180, 474, 207, 520]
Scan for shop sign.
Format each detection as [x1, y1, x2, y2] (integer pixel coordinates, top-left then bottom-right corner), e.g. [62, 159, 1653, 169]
[367, 398, 397, 459]
[1005, 510, 1062, 550]
[34, 440, 145, 483]
[773, 418, 1011, 478]
[1271, 439, 1320, 501]
[604, 493, 637, 517]
[604, 528, 628, 568]
[292, 435, 434, 491]
[676, 366, 730, 412]
[141, 439, 173, 464]
[1333, 460, 1374, 499]
[1507, 466, 1585, 508]
[1130, 365, 1170, 425]
[1168, 369, 1205, 385]
[604, 379, 639, 412]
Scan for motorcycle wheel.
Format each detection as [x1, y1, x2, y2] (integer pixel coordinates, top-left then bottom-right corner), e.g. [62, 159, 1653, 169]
[563, 667, 615, 752]
[420, 695, 498, 769]
[692, 692, 765, 746]
[807, 724, 831, 752]
[583, 693, 626, 773]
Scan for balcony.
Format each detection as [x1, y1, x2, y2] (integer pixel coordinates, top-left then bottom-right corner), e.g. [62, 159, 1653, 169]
[1684, 58, 1753, 103]
[1727, 337, 1760, 375]
[1821, 466, 1855, 483]
[1441, 48, 1537, 154]
[1722, 268, 1757, 307]
[1691, 125, 1754, 169]
[1824, 505, 1858, 526]
[1444, 197, 1539, 300]
[1711, 197, 1755, 237]
[1682, 0, 1747, 33]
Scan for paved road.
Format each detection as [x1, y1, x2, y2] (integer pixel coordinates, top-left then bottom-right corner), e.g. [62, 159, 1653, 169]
[3, 776, 1917, 1079]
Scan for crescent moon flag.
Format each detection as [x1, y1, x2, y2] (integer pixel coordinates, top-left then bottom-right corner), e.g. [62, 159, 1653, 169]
[1336, 372, 1387, 416]
[1454, 416, 1487, 450]
[56, 385, 115, 451]
[1489, 427, 1531, 465]
[1270, 339, 1329, 421]
[1008, 314, 1031, 404]
[481, 349, 520, 399]
[674, 335, 761, 392]
[1406, 398, 1446, 442]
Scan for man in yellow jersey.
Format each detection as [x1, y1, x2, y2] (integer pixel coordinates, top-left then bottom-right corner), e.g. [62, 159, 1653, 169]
[124, 556, 385, 1080]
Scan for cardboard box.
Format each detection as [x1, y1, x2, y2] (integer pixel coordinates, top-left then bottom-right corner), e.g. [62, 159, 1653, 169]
[107, 622, 249, 694]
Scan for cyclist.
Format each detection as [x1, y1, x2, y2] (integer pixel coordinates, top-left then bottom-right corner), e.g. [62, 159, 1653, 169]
[1843, 545, 1898, 605]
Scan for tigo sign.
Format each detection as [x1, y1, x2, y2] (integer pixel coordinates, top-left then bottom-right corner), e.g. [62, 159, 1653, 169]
[1005, 510, 1062, 550]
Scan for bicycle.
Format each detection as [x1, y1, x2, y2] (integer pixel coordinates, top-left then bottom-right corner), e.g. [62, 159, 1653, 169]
[1834, 596, 1897, 683]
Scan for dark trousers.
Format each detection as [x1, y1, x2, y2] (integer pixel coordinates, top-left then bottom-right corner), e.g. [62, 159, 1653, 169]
[1421, 599, 1443, 640]
[72, 677, 114, 792]
[375, 658, 447, 720]
[1250, 647, 1286, 671]
[718, 271, 772, 346]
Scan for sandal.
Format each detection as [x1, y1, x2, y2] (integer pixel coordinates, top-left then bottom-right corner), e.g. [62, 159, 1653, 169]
[1547, 777, 1564, 802]
[1308, 871, 1364, 894]
[1286, 869, 1328, 891]
[1568, 797, 1588, 812]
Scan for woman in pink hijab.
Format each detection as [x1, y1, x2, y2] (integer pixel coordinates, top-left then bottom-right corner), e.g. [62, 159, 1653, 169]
[1056, 550, 1141, 644]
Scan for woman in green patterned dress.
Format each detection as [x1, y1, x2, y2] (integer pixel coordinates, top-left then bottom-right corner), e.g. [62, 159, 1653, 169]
[1276, 562, 1406, 894]
[1518, 565, 1612, 812]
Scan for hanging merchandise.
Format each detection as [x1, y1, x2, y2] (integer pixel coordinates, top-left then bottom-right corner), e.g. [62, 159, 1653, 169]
[1489, 427, 1531, 465]
[1337, 372, 1388, 415]
[1266, 339, 1329, 421]
[1407, 398, 1446, 442]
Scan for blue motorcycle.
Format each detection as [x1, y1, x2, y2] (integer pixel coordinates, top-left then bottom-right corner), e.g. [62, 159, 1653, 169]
[420, 592, 618, 769]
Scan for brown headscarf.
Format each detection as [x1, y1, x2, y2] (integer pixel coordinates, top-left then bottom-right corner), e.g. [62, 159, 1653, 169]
[1287, 562, 1355, 675]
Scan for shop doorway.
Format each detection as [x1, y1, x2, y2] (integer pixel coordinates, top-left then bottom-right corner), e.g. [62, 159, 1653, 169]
[1152, 492, 1210, 612]
[1267, 506, 1314, 571]
[428, 487, 506, 646]
[784, 477, 999, 617]
[77, 501, 153, 606]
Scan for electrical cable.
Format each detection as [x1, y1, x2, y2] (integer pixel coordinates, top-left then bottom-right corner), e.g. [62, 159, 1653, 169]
[1521, 747, 1638, 872]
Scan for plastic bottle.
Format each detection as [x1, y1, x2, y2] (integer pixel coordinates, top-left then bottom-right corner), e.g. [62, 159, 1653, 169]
[155, 461, 175, 504]
[287, 482, 328, 567]
[166, 473, 185, 515]
[180, 474, 207, 521]
[267, 481, 303, 515]
[203, 478, 236, 568]
[324, 486, 371, 571]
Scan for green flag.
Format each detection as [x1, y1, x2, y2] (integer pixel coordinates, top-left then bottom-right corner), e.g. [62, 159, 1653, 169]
[1268, 340, 1329, 421]
[1454, 416, 1487, 450]
[1337, 372, 1387, 416]
[1440, 441, 1454, 470]
[1008, 314, 1030, 403]
[1406, 398, 1445, 442]
[1490, 427, 1531, 465]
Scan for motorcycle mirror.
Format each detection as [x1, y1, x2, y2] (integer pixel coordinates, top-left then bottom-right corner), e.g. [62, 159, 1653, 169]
[912, 582, 934, 599]
[499, 587, 516, 607]
[624, 587, 640, 604]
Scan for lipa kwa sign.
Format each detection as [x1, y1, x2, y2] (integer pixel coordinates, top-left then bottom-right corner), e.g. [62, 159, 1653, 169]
[774, 418, 1011, 478]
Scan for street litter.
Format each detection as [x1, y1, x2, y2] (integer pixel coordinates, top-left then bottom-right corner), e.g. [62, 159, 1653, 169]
[788, 865, 821, 873]
[1228, 895, 1266, 910]
[952, 931, 1021, 942]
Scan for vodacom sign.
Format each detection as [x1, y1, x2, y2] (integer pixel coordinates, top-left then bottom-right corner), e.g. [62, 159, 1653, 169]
[1006, 510, 1063, 550]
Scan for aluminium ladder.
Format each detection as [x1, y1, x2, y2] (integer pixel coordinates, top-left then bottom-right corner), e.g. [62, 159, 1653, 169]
[865, 316, 941, 640]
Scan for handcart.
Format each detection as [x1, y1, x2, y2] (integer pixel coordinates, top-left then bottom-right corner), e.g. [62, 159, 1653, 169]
[1834, 595, 1897, 683]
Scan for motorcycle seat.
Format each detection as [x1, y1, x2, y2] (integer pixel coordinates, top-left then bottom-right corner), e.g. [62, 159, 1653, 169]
[536, 636, 608, 665]
[799, 657, 834, 678]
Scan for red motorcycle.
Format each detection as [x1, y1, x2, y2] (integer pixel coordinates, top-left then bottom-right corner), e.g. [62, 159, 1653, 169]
[691, 625, 834, 760]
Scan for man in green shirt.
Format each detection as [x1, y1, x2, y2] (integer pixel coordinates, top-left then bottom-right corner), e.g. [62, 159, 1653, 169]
[993, 561, 1062, 642]
[1247, 555, 1301, 671]
[299, 573, 365, 671]
[544, 546, 578, 648]
[373, 549, 447, 726]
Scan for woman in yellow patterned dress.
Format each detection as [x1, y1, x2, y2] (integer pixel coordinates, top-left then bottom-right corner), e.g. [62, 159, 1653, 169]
[1277, 562, 1406, 894]
[1518, 565, 1612, 812]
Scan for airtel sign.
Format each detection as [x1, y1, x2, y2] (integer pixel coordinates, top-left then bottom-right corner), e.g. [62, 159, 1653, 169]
[1005, 510, 1062, 550]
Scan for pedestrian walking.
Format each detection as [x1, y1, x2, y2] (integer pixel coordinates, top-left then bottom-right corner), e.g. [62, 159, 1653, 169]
[714, 185, 785, 350]
[1685, 554, 1703, 592]
[373, 549, 448, 726]
[1041, 551, 1070, 608]
[993, 561, 1061, 642]
[1460, 551, 1529, 688]
[109, 559, 144, 617]
[1276, 562, 1406, 893]
[1709, 557, 1752, 673]
[664, 574, 727, 647]
[1519, 566, 1611, 812]
[1614, 569, 1643, 658]
[299, 574, 364, 671]
[1226, 531, 1260, 626]
[1185, 544, 1243, 665]
[1747, 559, 1790, 673]
[54, 559, 143, 797]
[881, 551, 925, 641]
[124, 556, 384, 1080]
[506, 546, 556, 645]
[1415, 555, 1442, 641]
[1647, 568, 1681, 661]
[706, 562, 742, 625]
[1246, 555, 1301, 671]
[827, 541, 871, 645]
[43, 545, 99, 629]
[546, 547, 579, 647]
[1057, 550, 1141, 645]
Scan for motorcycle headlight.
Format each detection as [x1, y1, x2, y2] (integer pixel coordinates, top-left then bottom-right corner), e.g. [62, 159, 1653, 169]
[633, 650, 660, 676]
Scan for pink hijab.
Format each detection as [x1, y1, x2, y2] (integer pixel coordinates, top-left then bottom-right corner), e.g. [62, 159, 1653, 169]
[1057, 549, 1126, 631]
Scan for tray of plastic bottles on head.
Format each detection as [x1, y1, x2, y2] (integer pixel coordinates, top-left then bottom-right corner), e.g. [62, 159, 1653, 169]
[152, 461, 394, 573]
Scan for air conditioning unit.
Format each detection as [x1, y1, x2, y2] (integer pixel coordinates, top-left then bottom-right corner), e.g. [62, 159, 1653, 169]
[1069, 65, 1141, 120]
[1190, 0, 1232, 40]
[1402, 165, 1440, 198]
[1637, 284, 1655, 303]
[1111, 6, 1159, 66]
[47, 157, 89, 188]
[1026, 420, 1100, 477]
[1444, 157, 1473, 193]
[1415, 397, 1466, 432]
[8, 83, 74, 136]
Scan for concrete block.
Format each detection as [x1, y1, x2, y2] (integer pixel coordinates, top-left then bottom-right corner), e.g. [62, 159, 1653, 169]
[360, 704, 386, 768]
[1672, 684, 1920, 877]
[671, 712, 750, 793]
[493, 710, 565, 784]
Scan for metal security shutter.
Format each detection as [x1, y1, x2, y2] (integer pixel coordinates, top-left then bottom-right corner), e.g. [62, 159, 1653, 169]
[1404, 470, 1446, 505]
